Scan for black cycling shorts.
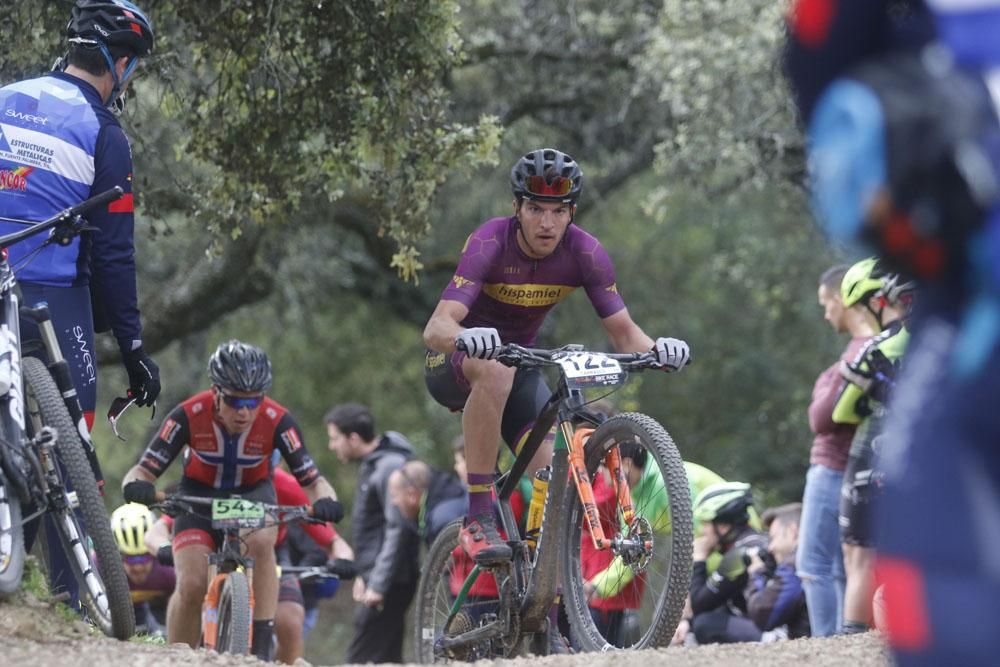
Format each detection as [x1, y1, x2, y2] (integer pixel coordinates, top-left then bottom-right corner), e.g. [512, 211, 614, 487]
[839, 415, 882, 547]
[173, 476, 277, 549]
[424, 349, 552, 451]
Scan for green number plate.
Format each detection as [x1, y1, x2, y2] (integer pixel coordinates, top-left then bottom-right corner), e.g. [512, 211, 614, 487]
[211, 498, 265, 529]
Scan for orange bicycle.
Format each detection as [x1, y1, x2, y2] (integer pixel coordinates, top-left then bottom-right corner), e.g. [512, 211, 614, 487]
[414, 343, 692, 659]
[152, 494, 315, 654]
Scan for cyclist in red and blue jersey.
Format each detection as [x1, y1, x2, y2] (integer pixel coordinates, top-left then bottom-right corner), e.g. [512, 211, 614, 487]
[121, 340, 344, 661]
[423, 148, 691, 564]
[0, 0, 161, 619]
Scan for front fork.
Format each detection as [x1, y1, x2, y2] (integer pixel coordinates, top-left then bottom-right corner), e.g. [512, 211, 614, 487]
[19, 303, 103, 488]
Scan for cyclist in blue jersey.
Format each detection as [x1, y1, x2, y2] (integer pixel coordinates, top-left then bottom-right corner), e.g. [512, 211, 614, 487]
[0, 0, 160, 613]
[786, 1, 1000, 663]
[423, 148, 691, 565]
[0, 0, 161, 418]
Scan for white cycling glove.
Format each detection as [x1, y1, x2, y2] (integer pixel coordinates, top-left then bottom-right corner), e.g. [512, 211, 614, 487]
[652, 337, 690, 371]
[456, 327, 502, 360]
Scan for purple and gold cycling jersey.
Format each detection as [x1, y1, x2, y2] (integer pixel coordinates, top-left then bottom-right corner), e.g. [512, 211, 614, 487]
[441, 217, 626, 344]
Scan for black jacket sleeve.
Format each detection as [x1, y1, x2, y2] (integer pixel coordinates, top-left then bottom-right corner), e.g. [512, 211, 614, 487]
[690, 561, 747, 615]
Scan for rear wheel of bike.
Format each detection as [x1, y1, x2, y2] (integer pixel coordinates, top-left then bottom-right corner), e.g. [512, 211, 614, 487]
[561, 412, 692, 651]
[22, 357, 134, 639]
[216, 571, 252, 655]
[415, 520, 510, 663]
[0, 476, 24, 596]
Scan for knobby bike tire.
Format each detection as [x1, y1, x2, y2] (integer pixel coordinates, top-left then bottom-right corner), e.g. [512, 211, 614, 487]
[216, 571, 252, 655]
[561, 412, 693, 651]
[0, 474, 24, 596]
[414, 520, 462, 663]
[22, 357, 135, 639]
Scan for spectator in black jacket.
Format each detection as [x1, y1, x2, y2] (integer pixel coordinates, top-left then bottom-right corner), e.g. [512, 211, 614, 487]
[326, 403, 417, 664]
[388, 460, 466, 546]
[689, 482, 769, 644]
[748, 504, 810, 640]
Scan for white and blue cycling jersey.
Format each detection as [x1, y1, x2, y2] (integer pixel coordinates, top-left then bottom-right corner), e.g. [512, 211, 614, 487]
[0, 71, 141, 351]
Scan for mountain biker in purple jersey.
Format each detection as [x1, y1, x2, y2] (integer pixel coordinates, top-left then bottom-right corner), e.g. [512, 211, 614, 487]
[422, 148, 691, 565]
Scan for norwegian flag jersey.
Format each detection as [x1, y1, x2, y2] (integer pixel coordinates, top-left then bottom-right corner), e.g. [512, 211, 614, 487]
[138, 390, 320, 490]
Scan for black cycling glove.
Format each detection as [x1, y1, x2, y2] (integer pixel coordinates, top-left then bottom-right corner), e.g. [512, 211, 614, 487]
[312, 497, 345, 523]
[123, 479, 157, 506]
[122, 346, 161, 407]
[326, 558, 358, 580]
[156, 544, 173, 567]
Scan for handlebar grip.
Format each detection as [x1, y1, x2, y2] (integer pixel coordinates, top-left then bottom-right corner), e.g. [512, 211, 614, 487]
[455, 338, 468, 353]
[67, 186, 124, 218]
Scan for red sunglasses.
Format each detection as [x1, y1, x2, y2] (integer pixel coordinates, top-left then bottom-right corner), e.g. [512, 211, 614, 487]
[525, 175, 573, 198]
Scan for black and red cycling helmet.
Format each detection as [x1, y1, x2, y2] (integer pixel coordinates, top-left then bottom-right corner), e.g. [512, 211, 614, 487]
[510, 148, 583, 204]
[67, 0, 155, 57]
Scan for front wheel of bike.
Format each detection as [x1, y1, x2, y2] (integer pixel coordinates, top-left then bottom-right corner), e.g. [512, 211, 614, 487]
[22, 357, 134, 639]
[0, 475, 24, 596]
[561, 412, 692, 651]
[215, 570, 252, 655]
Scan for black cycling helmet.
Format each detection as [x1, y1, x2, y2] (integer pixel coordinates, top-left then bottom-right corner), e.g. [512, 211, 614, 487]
[510, 148, 583, 204]
[67, 0, 155, 57]
[208, 340, 273, 393]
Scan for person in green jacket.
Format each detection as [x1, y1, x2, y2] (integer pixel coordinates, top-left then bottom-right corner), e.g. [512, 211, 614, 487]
[832, 258, 913, 634]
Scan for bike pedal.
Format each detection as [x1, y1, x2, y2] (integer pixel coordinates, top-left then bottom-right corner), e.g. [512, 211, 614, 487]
[32, 426, 58, 450]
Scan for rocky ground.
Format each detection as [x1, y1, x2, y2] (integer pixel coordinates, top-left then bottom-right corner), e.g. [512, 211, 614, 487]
[0, 587, 890, 667]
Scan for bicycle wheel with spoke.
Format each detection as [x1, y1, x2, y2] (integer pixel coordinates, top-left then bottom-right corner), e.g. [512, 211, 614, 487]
[561, 412, 692, 651]
[414, 520, 508, 663]
[22, 356, 134, 639]
[0, 475, 24, 596]
[216, 571, 252, 655]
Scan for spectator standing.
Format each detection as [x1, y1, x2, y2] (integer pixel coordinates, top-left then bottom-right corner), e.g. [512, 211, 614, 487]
[326, 403, 417, 664]
[796, 265, 875, 636]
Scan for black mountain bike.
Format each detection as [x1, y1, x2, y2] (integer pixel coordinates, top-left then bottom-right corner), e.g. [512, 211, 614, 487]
[414, 343, 693, 660]
[0, 187, 135, 638]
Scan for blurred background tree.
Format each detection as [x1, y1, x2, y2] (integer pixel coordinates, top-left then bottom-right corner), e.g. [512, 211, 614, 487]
[1, 0, 845, 662]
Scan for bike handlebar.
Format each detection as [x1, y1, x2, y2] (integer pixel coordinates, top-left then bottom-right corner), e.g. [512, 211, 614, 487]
[455, 341, 660, 371]
[151, 492, 320, 523]
[0, 186, 123, 251]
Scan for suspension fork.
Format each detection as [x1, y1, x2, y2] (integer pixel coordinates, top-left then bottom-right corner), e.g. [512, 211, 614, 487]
[567, 426, 638, 551]
[19, 303, 103, 488]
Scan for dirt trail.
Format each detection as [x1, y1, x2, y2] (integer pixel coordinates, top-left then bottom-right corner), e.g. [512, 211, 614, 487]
[0, 591, 890, 667]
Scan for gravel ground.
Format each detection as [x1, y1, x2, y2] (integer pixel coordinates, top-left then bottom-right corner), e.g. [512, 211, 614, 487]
[0, 592, 891, 667]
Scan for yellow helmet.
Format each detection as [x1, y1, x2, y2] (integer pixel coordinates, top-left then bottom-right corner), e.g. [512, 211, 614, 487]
[841, 257, 887, 308]
[111, 502, 154, 556]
